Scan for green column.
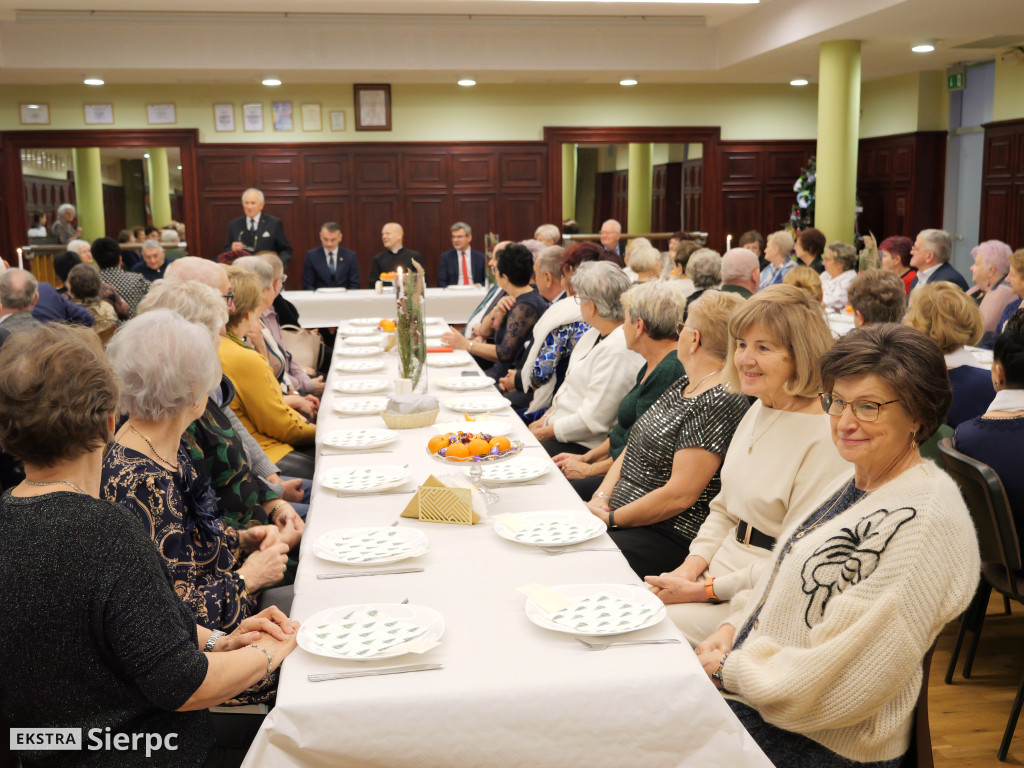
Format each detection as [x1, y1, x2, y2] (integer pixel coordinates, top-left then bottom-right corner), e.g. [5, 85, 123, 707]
[561, 143, 577, 221]
[814, 40, 861, 242]
[71, 147, 104, 241]
[147, 147, 172, 228]
[627, 142, 653, 234]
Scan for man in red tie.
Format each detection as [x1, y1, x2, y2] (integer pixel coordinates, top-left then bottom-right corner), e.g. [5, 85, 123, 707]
[437, 222, 486, 288]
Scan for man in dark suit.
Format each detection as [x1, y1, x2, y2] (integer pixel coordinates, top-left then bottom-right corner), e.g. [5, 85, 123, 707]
[599, 219, 625, 261]
[909, 228, 969, 292]
[368, 222, 423, 286]
[223, 188, 293, 268]
[302, 222, 360, 290]
[437, 221, 486, 287]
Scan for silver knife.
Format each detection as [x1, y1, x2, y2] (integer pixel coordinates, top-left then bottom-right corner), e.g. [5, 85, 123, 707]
[317, 567, 424, 580]
[308, 663, 443, 682]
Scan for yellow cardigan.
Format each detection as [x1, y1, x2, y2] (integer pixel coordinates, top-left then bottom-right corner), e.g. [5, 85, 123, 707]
[218, 335, 316, 463]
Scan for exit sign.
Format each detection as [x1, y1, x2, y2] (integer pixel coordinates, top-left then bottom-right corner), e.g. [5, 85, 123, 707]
[948, 72, 965, 91]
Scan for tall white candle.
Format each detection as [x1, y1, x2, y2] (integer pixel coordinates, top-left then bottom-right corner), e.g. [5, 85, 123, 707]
[17, 248, 23, 270]
[726, 234, 732, 251]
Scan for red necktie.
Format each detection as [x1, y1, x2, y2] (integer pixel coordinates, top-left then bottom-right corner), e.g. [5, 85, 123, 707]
[461, 251, 471, 285]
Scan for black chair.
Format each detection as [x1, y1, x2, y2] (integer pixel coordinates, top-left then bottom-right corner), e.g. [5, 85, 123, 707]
[906, 641, 938, 768]
[938, 437, 1024, 761]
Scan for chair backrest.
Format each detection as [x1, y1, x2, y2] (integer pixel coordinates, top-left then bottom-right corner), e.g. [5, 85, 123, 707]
[937, 438, 1023, 597]
[906, 641, 938, 768]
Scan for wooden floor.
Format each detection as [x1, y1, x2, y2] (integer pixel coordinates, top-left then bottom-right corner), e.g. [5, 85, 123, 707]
[931, 592, 1024, 767]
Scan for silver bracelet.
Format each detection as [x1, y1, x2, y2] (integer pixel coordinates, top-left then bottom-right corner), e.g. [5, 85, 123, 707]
[249, 644, 274, 681]
[204, 629, 226, 653]
[594, 491, 611, 501]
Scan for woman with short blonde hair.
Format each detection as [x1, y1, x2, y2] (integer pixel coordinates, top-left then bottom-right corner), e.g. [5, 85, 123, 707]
[783, 264, 823, 303]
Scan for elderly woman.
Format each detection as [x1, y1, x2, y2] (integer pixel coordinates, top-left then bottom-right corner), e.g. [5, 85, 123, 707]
[441, 243, 549, 381]
[50, 202, 81, 244]
[820, 241, 859, 313]
[534, 223, 560, 247]
[67, 263, 118, 333]
[878, 235, 916, 295]
[847, 268, 906, 326]
[553, 280, 686, 498]
[0, 325, 299, 766]
[587, 291, 751, 576]
[783, 265, 823, 303]
[794, 227, 826, 273]
[904, 281, 994, 428]
[103, 310, 292, 634]
[995, 248, 1024, 340]
[670, 239, 700, 297]
[695, 324, 978, 768]
[684, 248, 722, 316]
[221, 267, 316, 477]
[645, 285, 850, 646]
[530, 261, 644, 454]
[629, 244, 663, 283]
[967, 239, 1015, 337]
[758, 230, 795, 289]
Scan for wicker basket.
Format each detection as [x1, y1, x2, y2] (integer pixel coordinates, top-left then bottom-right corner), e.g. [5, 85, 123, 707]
[380, 408, 439, 430]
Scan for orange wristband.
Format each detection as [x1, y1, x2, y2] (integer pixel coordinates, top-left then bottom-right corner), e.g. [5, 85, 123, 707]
[704, 577, 721, 604]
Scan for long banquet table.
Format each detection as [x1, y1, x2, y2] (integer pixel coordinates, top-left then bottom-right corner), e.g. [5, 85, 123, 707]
[283, 287, 489, 328]
[241, 317, 773, 768]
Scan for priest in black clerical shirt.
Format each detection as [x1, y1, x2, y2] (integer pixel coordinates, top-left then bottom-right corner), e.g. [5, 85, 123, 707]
[368, 222, 423, 286]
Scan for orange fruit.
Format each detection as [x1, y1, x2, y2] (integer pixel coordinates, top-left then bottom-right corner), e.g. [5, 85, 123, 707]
[428, 435, 449, 454]
[466, 438, 490, 456]
[445, 442, 469, 460]
[379, 319, 396, 331]
[489, 436, 511, 452]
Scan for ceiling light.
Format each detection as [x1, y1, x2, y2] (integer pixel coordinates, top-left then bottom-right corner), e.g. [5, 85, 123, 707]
[262, 78, 282, 86]
[83, 78, 104, 86]
[143, 153, 150, 159]
[458, 79, 476, 87]
[912, 41, 936, 53]
[790, 78, 809, 86]
[177, 165, 182, 170]
[26, 104, 39, 109]
[620, 78, 638, 86]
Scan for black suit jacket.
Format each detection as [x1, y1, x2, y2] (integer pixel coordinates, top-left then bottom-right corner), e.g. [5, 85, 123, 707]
[437, 248, 486, 288]
[909, 261, 969, 292]
[302, 245, 360, 290]
[224, 214, 293, 268]
[368, 248, 423, 287]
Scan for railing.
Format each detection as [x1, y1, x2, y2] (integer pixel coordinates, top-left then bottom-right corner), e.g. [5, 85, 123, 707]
[563, 231, 707, 245]
[16, 242, 189, 287]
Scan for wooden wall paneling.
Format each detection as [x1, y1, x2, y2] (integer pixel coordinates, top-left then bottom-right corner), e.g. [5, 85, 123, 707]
[501, 194, 546, 243]
[23, 175, 72, 225]
[302, 151, 351, 190]
[353, 194, 401, 285]
[299, 193, 354, 285]
[721, 189, 761, 244]
[720, 150, 761, 184]
[909, 132, 946, 236]
[353, 152, 401, 189]
[1014, 183, 1024, 247]
[980, 184, 1012, 244]
[594, 172, 613, 227]
[763, 188, 798, 234]
[406, 195, 450, 283]
[201, 198, 246, 260]
[402, 151, 450, 190]
[857, 132, 945, 239]
[611, 170, 628, 225]
[102, 183, 126, 238]
[196, 150, 250, 193]
[985, 133, 1015, 179]
[253, 153, 300, 188]
[499, 152, 545, 188]
[764, 151, 808, 184]
[683, 159, 702, 232]
[451, 152, 497, 187]
[451, 194, 497, 241]
[651, 164, 667, 232]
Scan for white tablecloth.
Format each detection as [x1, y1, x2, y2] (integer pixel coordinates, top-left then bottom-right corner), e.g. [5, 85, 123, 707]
[241, 347, 773, 768]
[283, 287, 489, 329]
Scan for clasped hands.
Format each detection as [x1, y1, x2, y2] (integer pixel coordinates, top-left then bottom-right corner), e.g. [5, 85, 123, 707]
[214, 606, 300, 655]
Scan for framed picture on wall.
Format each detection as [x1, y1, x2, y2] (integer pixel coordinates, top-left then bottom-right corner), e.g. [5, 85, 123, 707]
[84, 104, 114, 125]
[272, 101, 293, 131]
[330, 110, 346, 131]
[301, 103, 323, 132]
[19, 103, 49, 125]
[242, 103, 264, 132]
[354, 84, 391, 131]
[213, 103, 235, 132]
[146, 103, 177, 125]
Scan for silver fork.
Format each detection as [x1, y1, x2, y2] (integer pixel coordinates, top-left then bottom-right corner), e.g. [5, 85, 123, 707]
[539, 547, 620, 556]
[574, 636, 681, 651]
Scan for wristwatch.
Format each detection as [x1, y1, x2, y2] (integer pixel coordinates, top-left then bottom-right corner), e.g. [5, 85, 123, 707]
[711, 652, 730, 691]
[608, 510, 618, 529]
[204, 629, 226, 652]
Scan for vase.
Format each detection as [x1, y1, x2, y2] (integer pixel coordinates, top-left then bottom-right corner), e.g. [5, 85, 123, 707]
[395, 262, 427, 394]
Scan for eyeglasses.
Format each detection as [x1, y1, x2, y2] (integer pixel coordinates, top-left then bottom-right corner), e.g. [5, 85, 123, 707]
[223, 292, 235, 304]
[818, 393, 899, 422]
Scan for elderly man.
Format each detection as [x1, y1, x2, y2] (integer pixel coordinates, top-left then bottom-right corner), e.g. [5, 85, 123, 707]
[599, 219, 624, 260]
[224, 187, 293, 268]
[92, 237, 150, 318]
[719, 247, 760, 299]
[302, 221, 360, 290]
[130, 240, 170, 282]
[909, 228, 969, 291]
[160, 228, 187, 261]
[0, 269, 43, 334]
[437, 222, 485, 288]
[368, 222, 422, 287]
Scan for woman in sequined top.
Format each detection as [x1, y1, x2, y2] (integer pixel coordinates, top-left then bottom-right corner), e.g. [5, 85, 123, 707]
[587, 291, 750, 577]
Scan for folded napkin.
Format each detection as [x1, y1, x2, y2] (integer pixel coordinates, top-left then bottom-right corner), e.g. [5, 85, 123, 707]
[386, 395, 439, 414]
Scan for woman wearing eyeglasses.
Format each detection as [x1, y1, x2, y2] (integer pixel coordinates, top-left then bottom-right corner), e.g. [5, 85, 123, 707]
[693, 323, 979, 768]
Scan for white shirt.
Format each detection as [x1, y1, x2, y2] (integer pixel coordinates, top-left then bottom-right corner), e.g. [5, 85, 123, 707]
[455, 249, 473, 285]
[916, 263, 941, 284]
[247, 215, 261, 231]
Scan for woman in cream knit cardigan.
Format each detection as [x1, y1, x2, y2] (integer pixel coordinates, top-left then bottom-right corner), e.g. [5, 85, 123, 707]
[696, 324, 979, 767]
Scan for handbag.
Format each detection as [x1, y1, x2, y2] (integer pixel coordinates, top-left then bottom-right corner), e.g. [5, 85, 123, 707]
[279, 324, 325, 372]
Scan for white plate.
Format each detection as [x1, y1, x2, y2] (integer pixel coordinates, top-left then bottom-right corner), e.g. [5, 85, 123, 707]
[425, 316, 446, 325]
[350, 317, 386, 327]
[333, 397, 390, 415]
[321, 464, 410, 493]
[315, 287, 348, 294]
[336, 359, 387, 374]
[299, 603, 444, 660]
[426, 353, 473, 368]
[340, 334, 385, 346]
[322, 428, 398, 450]
[314, 526, 428, 565]
[442, 396, 511, 413]
[436, 376, 496, 391]
[494, 510, 607, 547]
[445, 285, 479, 291]
[333, 378, 389, 395]
[524, 584, 666, 636]
[338, 325, 381, 336]
[338, 346, 383, 358]
[433, 419, 513, 437]
[475, 456, 550, 483]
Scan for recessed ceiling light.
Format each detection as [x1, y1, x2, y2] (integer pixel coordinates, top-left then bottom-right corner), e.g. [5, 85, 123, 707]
[177, 165, 182, 170]
[458, 79, 476, 87]
[262, 78, 282, 86]
[790, 78, 809, 86]
[143, 153, 150, 159]
[26, 104, 39, 109]
[620, 78, 638, 86]
[912, 42, 936, 53]
[83, 78, 104, 86]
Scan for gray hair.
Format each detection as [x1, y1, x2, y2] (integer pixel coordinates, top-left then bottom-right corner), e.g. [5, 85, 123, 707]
[629, 245, 662, 275]
[57, 203, 75, 218]
[972, 240, 1012, 275]
[107, 309, 221, 421]
[257, 251, 285, 280]
[241, 188, 265, 204]
[137, 280, 228, 339]
[535, 246, 565, 278]
[621, 280, 686, 340]
[571, 261, 631, 321]
[66, 239, 90, 255]
[624, 237, 652, 261]
[686, 249, 723, 289]
[321, 221, 341, 234]
[165, 256, 227, 289]
[141, 239, 164, 253]
[451, 221, 472, 236]
[0, 268, 38, 309]
[827, 242, 859, 272]
[534, 224, 560, 244]
[767, 230, 794, 255]
[601, 219, 622, 234]
[519, 239, 544, 260]
[721, 247, 759, 283]
[233, 256, 274, 289]
[67, 263, 101, 300]
[917, 229, 952, 264]
[159, 229, 180, 245]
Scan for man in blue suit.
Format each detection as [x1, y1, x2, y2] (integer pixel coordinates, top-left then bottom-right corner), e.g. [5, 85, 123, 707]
[437, 222, 486, 288]
[909, 228, 969, 292]
[302, 221, 360, 290]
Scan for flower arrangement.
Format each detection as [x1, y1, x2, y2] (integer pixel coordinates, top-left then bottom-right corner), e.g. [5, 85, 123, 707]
[788, 156, 816, 231]
[395, 261, 427, 392]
